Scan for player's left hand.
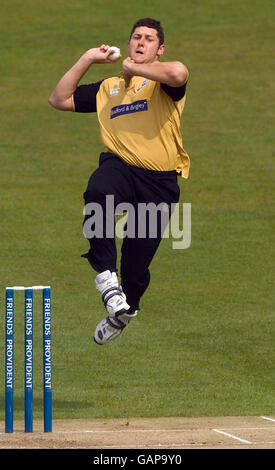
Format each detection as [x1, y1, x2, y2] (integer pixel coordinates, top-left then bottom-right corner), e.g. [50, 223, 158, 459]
[122, 57, 135, 88]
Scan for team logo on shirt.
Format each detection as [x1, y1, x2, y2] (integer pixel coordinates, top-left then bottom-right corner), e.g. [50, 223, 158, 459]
[110, 87, 120, 97]
[110, 100, 148, 119]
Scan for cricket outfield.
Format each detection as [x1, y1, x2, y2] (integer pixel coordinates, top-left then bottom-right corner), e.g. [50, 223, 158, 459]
[0, 0, 274, 447]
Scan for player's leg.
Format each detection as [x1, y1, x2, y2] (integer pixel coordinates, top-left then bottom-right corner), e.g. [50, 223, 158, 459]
[82, 153, 136, 344]
[82, 153, 133, 273]
[120, 213, 163, 315]
[120, 168, 180, 316]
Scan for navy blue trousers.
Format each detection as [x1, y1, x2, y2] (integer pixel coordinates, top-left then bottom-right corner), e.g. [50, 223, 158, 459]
[82, 152, 180, 313]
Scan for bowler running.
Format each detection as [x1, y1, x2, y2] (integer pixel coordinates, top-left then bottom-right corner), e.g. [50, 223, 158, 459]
[49, 18, 190, 345]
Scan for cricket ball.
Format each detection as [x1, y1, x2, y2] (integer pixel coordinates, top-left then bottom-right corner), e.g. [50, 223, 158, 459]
[108, 46, 121, 61]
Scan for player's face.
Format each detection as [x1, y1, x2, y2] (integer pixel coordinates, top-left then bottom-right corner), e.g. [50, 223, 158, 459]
[127, 26, 164, 63]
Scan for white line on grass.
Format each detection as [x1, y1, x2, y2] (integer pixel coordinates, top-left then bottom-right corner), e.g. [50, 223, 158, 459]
[261, 416, 275, 423]
[99, 443, 205, 448]
[212, 429, 252, 444]
[57, 428, 191, 434]
[55, 424, 274, 435]
[211, 426, 275, 430]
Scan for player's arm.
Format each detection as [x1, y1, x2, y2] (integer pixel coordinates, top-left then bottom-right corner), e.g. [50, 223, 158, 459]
[48, 45, 121, 111]
[122, 58, 188, 88]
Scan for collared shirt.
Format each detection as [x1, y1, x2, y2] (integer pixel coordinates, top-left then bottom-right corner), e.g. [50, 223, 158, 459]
[72, 75, 190, 178]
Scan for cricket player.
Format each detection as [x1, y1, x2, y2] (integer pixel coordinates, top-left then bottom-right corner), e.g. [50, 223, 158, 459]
[49, 18, 190, 345]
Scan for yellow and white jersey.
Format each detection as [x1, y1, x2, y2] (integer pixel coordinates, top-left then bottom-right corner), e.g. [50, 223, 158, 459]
[72, 75, 190, 178]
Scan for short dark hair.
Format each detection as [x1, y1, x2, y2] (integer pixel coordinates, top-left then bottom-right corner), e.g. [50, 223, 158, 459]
[129, 18, 164, 46]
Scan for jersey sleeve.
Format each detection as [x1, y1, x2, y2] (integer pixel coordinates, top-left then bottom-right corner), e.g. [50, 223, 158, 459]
[72, 80, 103, 113]
[160, 82, 187, 101]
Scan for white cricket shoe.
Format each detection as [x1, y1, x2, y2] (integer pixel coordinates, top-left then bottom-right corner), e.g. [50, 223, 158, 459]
[93, 310, 138, 345]
[95, 270, 130, 316]
[94, 270, 137, 345]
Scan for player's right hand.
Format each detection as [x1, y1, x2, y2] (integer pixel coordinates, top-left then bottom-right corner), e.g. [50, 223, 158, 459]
[84, 45, 121, 64]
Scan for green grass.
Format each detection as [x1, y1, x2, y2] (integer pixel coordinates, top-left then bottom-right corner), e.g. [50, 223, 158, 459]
[0, 0, 274, 423]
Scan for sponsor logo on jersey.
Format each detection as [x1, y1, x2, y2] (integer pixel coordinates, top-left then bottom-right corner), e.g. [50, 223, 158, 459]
[110, 100, 148, 119]
[137, 79, 149, 92]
